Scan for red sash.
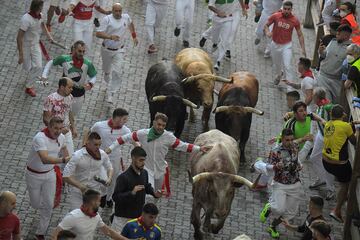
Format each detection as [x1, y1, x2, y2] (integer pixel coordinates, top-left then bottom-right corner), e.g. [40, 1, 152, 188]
[161, 166, 171, 197]
[53, 166, 62, 208]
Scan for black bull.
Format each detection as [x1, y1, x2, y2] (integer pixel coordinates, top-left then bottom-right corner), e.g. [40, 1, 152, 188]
[145, 60, 197, 137]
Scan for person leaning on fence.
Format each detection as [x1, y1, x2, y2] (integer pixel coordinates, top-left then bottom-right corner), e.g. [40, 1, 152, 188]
[339, 2, 360, 45]
[344, 44, 360, 98]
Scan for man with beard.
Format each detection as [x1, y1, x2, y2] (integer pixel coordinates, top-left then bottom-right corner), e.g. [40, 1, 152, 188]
[317, 24, 352, 103]
[63, 132, 113, 210]
[111, 147, 161, 231]
[264, 1, 306, 87]
[0, 191, 21, 240]
[25, 117, 70, 240]
[106, 112, 210, 194]
[51, 189, 128, 240]
[41, 40, 97, 116]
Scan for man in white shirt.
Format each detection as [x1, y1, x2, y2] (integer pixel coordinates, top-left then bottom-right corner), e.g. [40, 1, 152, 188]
[174, 0, 195, 48]
[95, 3, 138, 103]
[63, 132, 114, 210]
[145, 0, 168, 54]
[106, 112, 210, 192]
[43, 77, 76, 155]
[90, 108, 131, 208]
[25, 117, 70, 240]
[51, 189, 128, 240]
[17, 0, 54, 97]
[199, 0, 247, 70]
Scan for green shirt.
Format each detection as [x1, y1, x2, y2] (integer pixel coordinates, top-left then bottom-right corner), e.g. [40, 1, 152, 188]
[279, 116, 312, 149]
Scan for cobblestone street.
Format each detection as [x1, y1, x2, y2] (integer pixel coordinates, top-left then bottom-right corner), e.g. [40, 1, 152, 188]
[0, 0, 346, 239]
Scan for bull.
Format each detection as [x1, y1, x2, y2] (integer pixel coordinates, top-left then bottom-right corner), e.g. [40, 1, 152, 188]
[145, 60, 198, 137]
[175, 48, 232, 131]
[188, 129, 258, 240]
[214, 71, 264, 163]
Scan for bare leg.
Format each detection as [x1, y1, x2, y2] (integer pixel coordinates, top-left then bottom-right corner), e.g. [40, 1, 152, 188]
[334, 182, 349, 216]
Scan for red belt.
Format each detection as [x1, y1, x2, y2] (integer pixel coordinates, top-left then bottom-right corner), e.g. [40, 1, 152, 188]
[102, 43, 124, 51]
[27, 166, 53, 174]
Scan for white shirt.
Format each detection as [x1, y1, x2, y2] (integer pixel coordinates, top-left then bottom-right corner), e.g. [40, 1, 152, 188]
[63, 148, 113, 192]
[109, 129, 200, 178]
[59, 208, 105, 240]
[26, 132, 66, 172]
[301, 76, 316, 112]
[43, 92, 73, 128]
[262, 0, 283, 14]
[90, 120, 131, 161]
[20, 13, 42, 45]
[98, 14, 132, 49]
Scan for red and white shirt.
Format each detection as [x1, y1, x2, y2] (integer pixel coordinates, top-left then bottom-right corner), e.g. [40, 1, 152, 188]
[71, 0, 99, 20]
[43, 92, 73, 128]
[267, 11, 301, 44]
[109, 129, 200, 178]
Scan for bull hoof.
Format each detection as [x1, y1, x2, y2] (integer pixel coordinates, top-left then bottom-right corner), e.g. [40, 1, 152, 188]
[194, 231, 203, 240]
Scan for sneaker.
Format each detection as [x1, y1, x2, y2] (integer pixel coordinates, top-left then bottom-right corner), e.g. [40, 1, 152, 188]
[46, 24, 51, 32]
[148, 45, 158, 54]
[106, 200, 113, 208]
[58, 13, 66, 23]
[254, 38, 261, 45]
[254, 14, 261, 23]
[225, 50, 231, 59]
[212, 43, 218, 51]
[260, 203, 271, 223]
[183, 40, 189, 48]
[174, 27, 181, 37]
[214, 61, 220, 71]
[267, 226, 280, 239]
[264, 51, 271, 59]
[199, 37, 207, 47]
[25, 87, 36, 97]
[309, 179, 326, 189]
[330, 210, 343, 223]
[94, 18, 100, 27]
[34, 235, 45, 240]
[325, 190, 335, 201]
[274, 73, 283, 85]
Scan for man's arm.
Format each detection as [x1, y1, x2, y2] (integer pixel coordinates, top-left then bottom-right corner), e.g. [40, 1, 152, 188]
[112, 175, 134, 203]
[304, 89, 313, 106]
[128, 22, 138, 46]
[63, 175, 88, 193]
[38, 150, 70, 164]
[103, 154, 114, 185]
[16, 30, 25, 64]
[282, 80, 301, 89]
[94, 5, 111, 15]
[296, 27, 306, 57]
[62, 156, 88, 192]
[349, 134, 357, 146]
[99, 225, 129, 240]
[69, 110, 77, 138]
[106, 131, 141, 154]
[282, 218, 303, 232]
[51, 226, 64, 240]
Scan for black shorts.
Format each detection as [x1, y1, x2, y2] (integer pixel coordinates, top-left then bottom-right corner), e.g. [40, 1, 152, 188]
[322, 159, 352, 183]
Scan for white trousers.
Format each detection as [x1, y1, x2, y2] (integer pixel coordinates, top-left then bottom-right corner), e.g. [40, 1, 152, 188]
[112, 216, 130, 232]
[68, 188, 83, 210]
[71, 96, 85, 116]
[269, 181, 302, 220]
[64, 131, 74, 155]
[145, 2, 168, 45]
[202, 16, 233, 62]
[25, 169, 56, 235]
[270, 41, 295, 82]
[73, 19, 94, 51]
[106, 157, 124, 201]
[101, 47, 125, 94]
[23, 43, 42, 88]
[309, 132, 335, 191]
[229, 10, 241, 46]
[175, 0, 194, 41]
[255, 10, 272, 53]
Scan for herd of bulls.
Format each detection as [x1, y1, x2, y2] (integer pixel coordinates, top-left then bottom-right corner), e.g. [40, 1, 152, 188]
[145, 48, 264, 239]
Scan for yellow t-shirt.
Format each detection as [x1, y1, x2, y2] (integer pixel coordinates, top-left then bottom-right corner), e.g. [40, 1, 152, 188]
[322, 120, 354, 161]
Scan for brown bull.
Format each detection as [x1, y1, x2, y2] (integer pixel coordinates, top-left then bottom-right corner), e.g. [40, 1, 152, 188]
[188, 130, 258, 240]
[175, 48, 232, 131]
[214, 72, 264, 162]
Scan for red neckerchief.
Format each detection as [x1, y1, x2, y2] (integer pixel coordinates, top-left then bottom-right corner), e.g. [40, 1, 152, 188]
[137, 216, 154, 230]
[42, 128, 60, 146]
[301, 69, 314, 79]
[72, 56, 83, 69]
[80, 205, 97, 218]
[28, 11, 41, 19]
[108, 119, 122, 133]
[85, 145, 101, 160]
[316, 98, 331, 107]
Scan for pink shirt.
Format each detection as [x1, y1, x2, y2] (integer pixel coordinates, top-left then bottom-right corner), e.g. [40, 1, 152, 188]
[267, 11, 301, 44]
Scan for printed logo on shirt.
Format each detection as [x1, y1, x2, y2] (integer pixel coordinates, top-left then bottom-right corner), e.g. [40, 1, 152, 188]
[277, 21, 290, 30]
[80, 7, 93, 12]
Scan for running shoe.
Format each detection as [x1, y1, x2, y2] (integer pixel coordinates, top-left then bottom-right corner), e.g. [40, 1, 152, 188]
[260, 203, 271, 223]
[267, 226, 280, 238]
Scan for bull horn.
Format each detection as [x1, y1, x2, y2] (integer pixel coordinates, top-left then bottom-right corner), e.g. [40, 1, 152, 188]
[151, 95, 167, 102]
[213, 106, 230, 113]
[231, 175, 257, 189]
[243, 107, 265, 116]
[214, 75, 233, 83]
[192, 172, 216, 184]
[182, 98, 199, 109]
[181, 74, 217, 84]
